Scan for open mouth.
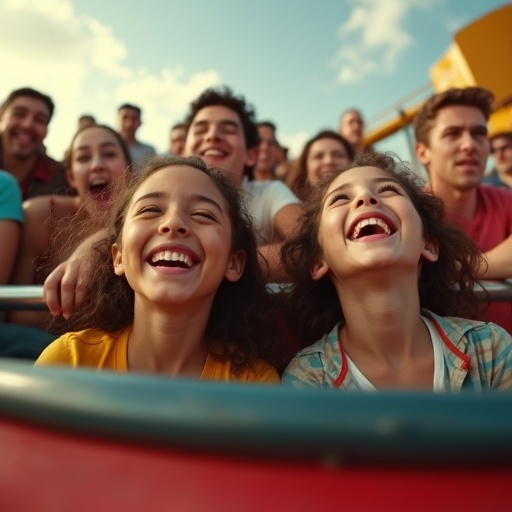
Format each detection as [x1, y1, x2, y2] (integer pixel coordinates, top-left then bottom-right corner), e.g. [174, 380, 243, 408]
[348, 217, 396, 241]
[148, 251, 197, 269]
[89, 181, 110, 200]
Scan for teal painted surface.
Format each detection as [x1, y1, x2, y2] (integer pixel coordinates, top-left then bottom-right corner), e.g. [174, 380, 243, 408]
[0, 360, 511, 465]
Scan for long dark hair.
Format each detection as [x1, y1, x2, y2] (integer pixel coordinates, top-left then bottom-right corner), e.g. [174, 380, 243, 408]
[280, 151, 486, 346]
[49, 156, 284, 372]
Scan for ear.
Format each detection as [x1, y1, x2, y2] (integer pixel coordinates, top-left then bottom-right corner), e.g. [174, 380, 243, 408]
[415, 141, 431, 167]
[224, 250, 246, 282]
[310, 255, 330, 281]
[66, 168, 76, 189]
[245, 146, 258, 168]
[112, 243, 125, 276]
[421, 238, 439, 263]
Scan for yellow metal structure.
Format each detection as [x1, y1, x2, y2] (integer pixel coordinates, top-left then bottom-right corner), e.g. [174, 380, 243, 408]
[365, 4, 512, 146]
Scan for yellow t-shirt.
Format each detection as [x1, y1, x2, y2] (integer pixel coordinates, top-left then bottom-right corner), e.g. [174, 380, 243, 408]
[35, 326, 280, 384]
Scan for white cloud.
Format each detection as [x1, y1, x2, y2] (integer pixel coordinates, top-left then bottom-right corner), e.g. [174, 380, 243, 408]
[0, 0, 223, 157]
[279, 131, 310, 159]
[332, 0, 430, 84]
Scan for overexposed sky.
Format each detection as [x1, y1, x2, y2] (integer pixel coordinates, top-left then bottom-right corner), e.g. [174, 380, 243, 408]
[0, 0, 508, 162]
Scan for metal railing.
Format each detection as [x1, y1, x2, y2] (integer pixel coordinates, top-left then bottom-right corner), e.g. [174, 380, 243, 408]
[1, 282, 512, 311]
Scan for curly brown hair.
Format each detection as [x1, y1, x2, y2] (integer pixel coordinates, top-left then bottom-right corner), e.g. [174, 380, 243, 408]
[280, 151, 486, 346]
[48, 156, 284, 373]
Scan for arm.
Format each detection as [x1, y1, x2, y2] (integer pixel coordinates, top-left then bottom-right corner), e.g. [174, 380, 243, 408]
[0, 172, 23, 284]
[258, 203, 302, 283]
[0, 220, 20, 284]
[478, 234, 512, 279]
[10, 198, 51, 285]
[43, 228, 108, 319]
[8, 198, 54, 327]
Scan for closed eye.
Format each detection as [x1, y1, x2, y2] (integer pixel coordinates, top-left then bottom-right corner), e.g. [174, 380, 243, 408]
[328, 192, 350, 206]
[378, 184, 401, 194]
[193, 210, 217, 222]
[136, 205, 162, 215]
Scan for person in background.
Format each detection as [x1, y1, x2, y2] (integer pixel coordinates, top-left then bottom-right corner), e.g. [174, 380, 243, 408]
[9, 124, 131, 328]
[0, 170, 56, 358]
[281, 152, 512, 390]
[252, 121, 280, 182]
[77, 114, 96, 131]
[414, 86, 512, 334]
[483, 131, 512, 188]
[117, 103, 156, 170]
[285, 130, 354, 201]
[338, 108, 367, 156]
[43, 86, 302, 320]
[36, 156, 282, 381]
[169, 122, 187, 156]
[0, 87, 69, 200]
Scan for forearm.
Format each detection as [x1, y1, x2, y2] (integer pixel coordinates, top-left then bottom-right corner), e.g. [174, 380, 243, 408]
[479, 236, 512, 280]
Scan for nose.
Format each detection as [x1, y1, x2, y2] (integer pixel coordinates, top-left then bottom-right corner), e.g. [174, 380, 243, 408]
[460, 131, 477, 151]
[205, 123, 221, 142]
[20, 114, 36, 130]
[90, 152, 105, 172]
[158, 213, 189, 236]
[354, 189, 378, 208]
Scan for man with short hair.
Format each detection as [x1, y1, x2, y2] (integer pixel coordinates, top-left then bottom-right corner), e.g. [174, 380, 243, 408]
[117, 103, 156, 170]
[0, 87, 68, 200]
[77, 114, 96, 131]
[483, 131, 512, 188]
[43, 87, 302, 317]
[338, 108, 366, 155]
[162, 122, 187, 156]
[414, 86, 512, 333]
[183, 87, 302, 282]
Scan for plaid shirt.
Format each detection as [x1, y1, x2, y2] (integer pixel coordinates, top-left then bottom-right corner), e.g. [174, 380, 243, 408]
[282, 310, 512, 391]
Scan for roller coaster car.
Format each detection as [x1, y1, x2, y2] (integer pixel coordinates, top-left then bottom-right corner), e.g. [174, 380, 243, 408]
[0, 360, 511, 511]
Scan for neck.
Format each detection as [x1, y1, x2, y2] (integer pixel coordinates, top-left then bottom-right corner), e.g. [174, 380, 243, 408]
[122, 133, 137, 145]
[253, 167, 273, 181]
[1, 139, 38, 183]
[335, 269, 426, 362]
[428, 180, 477, 221]
[128, 298, 211, 375]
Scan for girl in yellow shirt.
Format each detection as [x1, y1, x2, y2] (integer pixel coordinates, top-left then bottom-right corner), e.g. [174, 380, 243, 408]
[36, 156, 281, 383]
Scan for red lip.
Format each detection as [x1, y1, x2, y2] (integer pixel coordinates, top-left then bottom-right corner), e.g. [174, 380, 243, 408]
[346, 211, 397, 240]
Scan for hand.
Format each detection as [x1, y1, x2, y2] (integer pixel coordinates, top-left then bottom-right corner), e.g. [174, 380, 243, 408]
[43, 252, 91, 319]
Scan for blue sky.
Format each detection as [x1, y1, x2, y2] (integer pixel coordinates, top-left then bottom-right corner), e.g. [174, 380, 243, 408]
[0, 0, 508, 162]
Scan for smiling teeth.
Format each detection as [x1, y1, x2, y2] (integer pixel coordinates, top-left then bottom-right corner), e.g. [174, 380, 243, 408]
[351, 218, 391, 240]
[151, 251, 192, 267]
[203, 149, 224, 156]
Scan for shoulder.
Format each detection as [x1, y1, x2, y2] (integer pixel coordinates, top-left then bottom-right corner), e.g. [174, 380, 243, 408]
[35, 328, 125, 367]
[478, 184, 512, 202]
[0, 172, 23, 222]
[424, 310, 511, 348]
[0, 170, 19, 189]
[245, 180, 299, 199]
[282, 324, 341, 387]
